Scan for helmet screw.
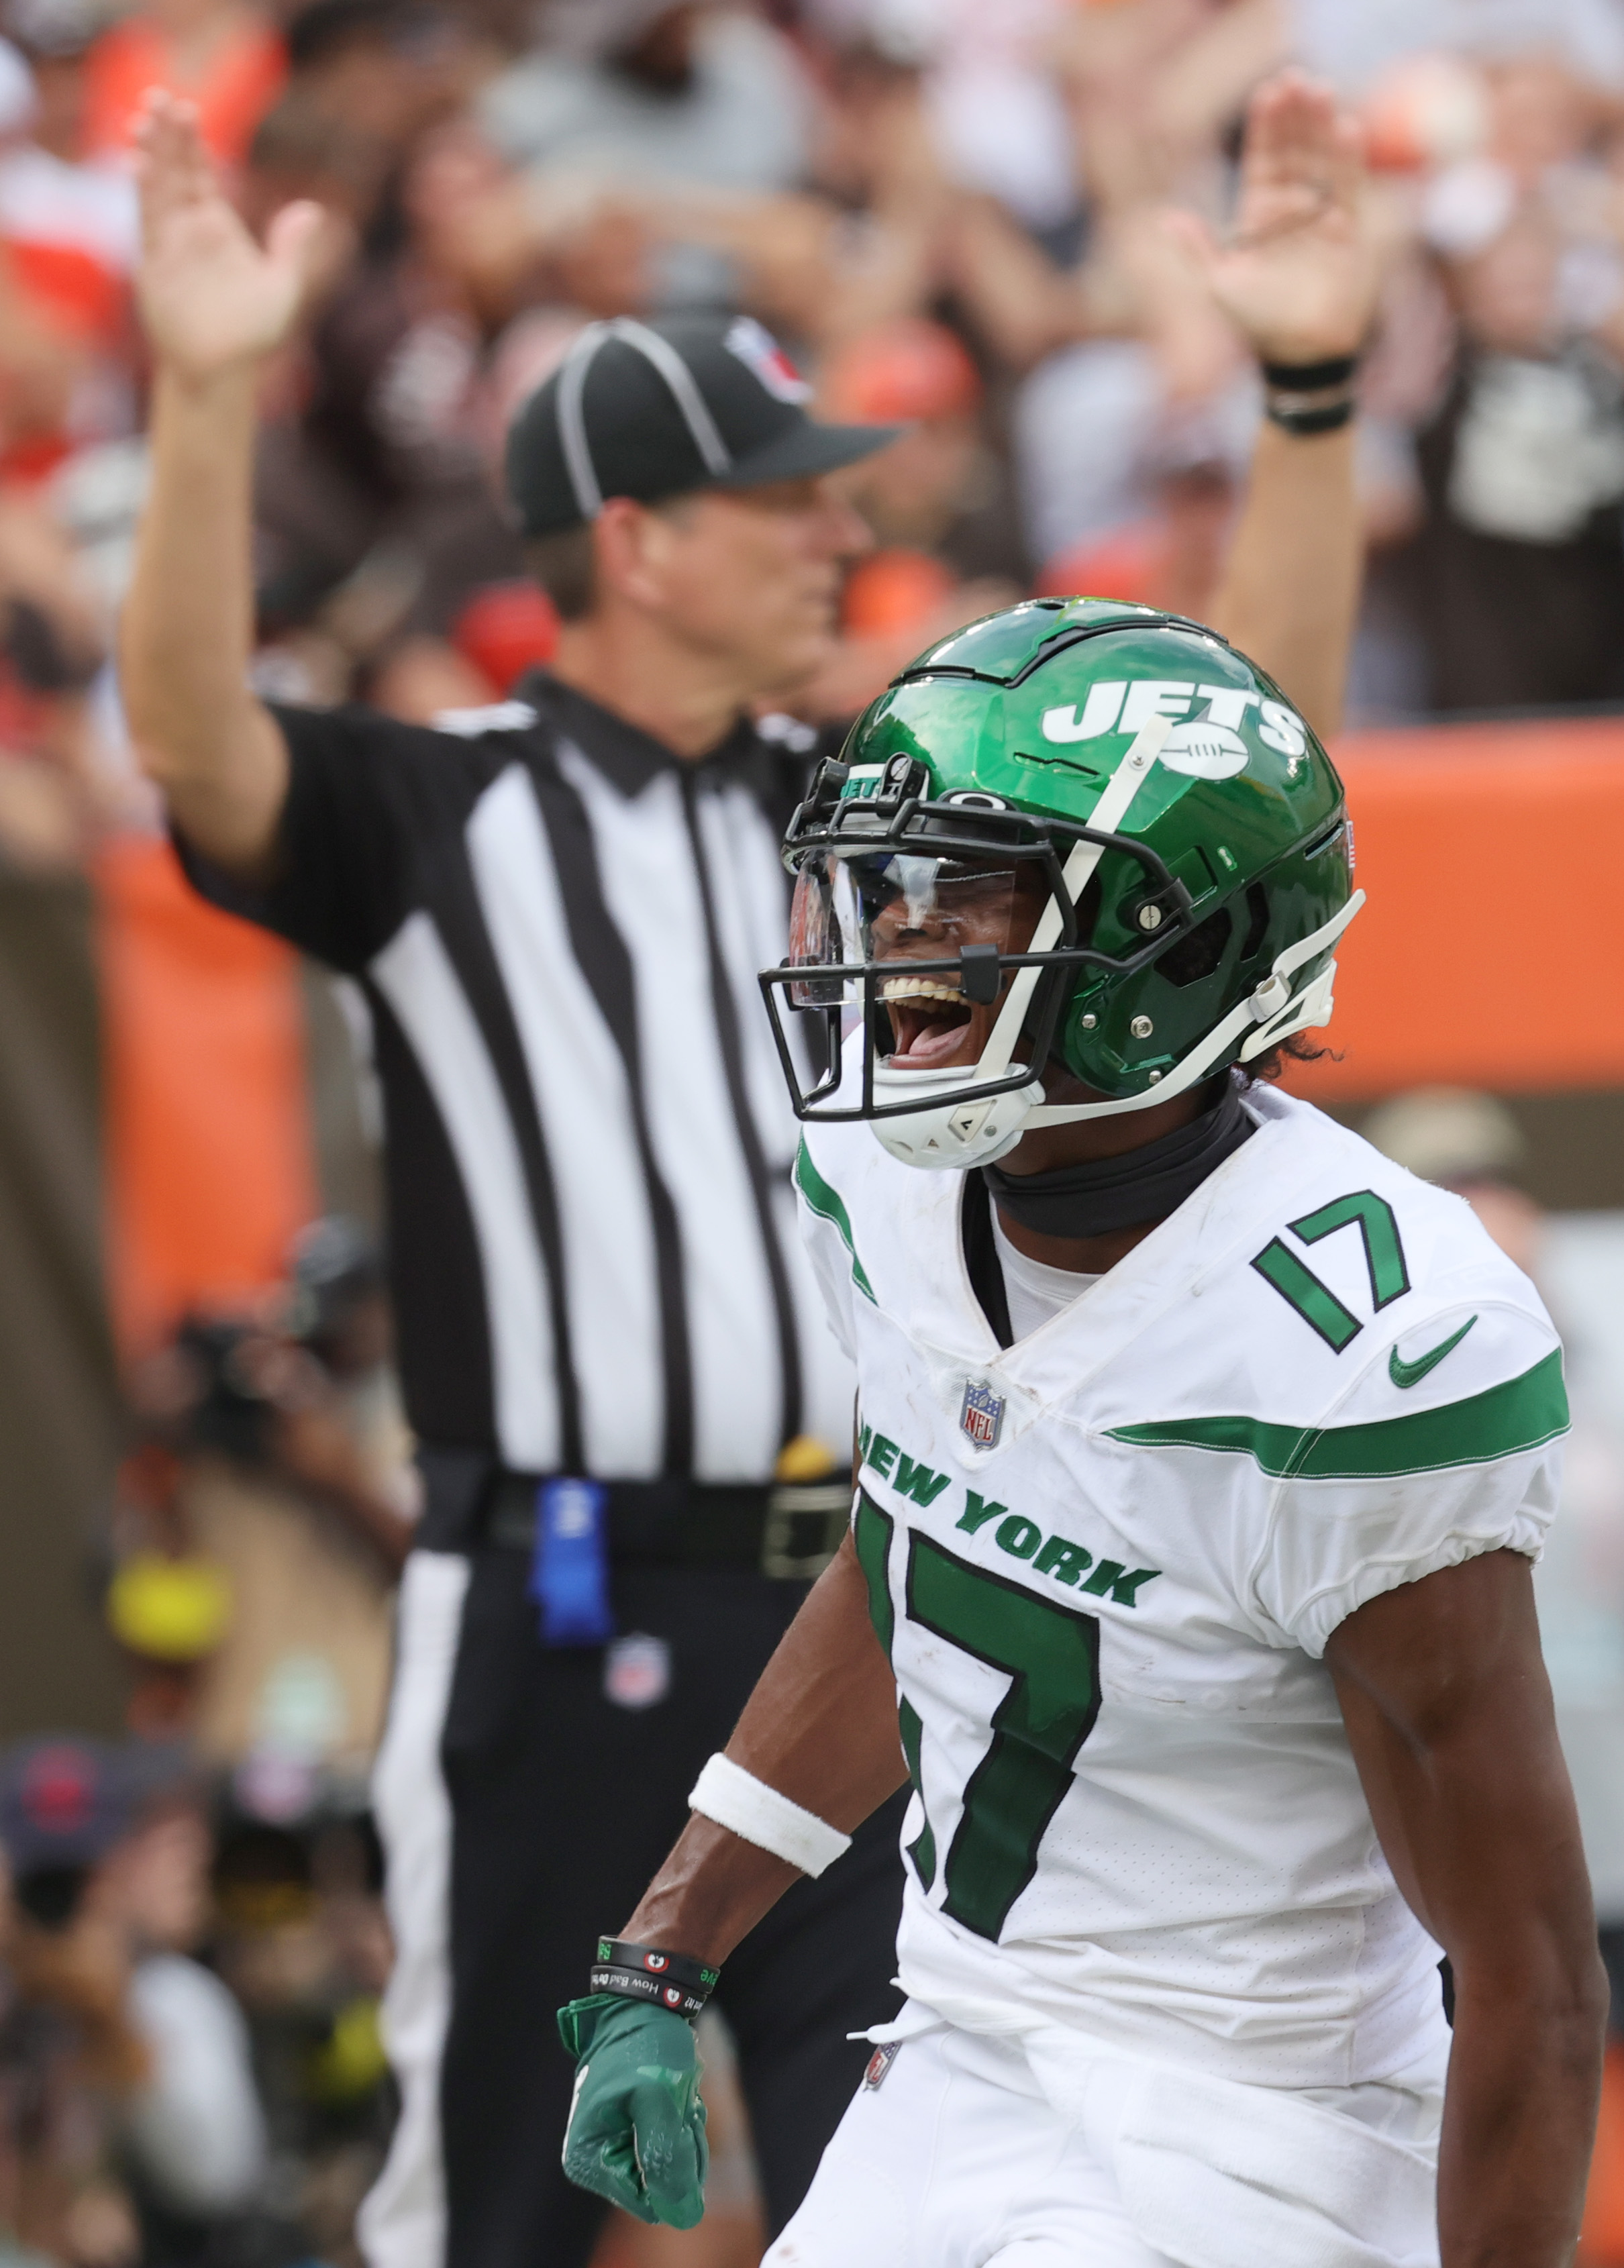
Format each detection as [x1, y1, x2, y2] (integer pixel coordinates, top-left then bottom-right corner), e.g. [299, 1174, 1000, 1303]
[1080, 1013, 1097, 1030]
[1130, 1015, 1154, 1039]
[1137, 905, 1162, 931]
[1148, 1070, 1163, 1083]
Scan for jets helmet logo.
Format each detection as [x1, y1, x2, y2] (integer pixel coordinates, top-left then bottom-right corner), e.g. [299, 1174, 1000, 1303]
[1160, 719, 1248, 778]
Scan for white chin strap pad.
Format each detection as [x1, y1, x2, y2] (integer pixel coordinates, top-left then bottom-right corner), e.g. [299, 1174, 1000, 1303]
[868, 1065, 1045, 1170]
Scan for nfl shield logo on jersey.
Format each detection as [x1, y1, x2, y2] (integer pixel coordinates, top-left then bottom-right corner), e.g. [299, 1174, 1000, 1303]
[960, 1378, 1005, 1449]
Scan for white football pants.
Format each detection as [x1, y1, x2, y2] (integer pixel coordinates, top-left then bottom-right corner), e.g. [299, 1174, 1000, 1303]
[765, 2023, 1170, 2268]
[766, 2019, 1443, 2268]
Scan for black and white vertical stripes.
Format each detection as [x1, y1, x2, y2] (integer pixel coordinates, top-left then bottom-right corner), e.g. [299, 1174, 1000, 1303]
[191, 679, 854, 1483]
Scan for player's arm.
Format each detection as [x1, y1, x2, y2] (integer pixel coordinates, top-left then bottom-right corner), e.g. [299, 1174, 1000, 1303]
[1184, 70, 1382, 738]
[625, 1529, 907, 1962]
[1325, 1548, 1607, 2268]
[121, 95, 324, 880]
[558, 1533, 905, 2227]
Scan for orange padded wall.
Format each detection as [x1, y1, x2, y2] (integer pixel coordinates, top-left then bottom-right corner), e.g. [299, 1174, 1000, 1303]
[97, 836, 316, 1357]
[1288, 716, 1624, 1102]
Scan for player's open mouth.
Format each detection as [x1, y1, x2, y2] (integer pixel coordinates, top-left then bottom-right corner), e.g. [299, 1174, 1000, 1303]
[882, 974, 980, 1067]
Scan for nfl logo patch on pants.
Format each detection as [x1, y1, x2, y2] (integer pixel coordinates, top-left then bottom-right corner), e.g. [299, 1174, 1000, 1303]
[862, 2042, 901, 2091]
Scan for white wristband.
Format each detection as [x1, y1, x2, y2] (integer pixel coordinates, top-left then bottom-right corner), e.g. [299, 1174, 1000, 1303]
[688, 1753, 852, 1879]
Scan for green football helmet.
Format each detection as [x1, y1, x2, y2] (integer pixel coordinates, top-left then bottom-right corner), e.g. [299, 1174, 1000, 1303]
[759, 598, 1363, 1170]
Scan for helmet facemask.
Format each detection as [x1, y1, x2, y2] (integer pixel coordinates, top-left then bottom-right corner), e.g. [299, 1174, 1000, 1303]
[762, 721, 1209, 1167]
[760, 607, 1365, 1172]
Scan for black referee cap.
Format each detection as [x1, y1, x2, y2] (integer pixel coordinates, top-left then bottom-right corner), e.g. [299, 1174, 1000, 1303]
[505, 313, 902, 538]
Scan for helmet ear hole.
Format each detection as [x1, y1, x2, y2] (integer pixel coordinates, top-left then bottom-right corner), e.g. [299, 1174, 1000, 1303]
[1156, 907, 1231, 988]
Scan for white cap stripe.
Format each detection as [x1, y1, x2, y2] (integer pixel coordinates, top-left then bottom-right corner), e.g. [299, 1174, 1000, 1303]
[552, 317, 735, 523]
[556, 322, 609, 521]
[607, 317, 733, 477]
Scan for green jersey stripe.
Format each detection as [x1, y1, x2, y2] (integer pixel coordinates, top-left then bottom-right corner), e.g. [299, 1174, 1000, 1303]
[897, 1698, 937, 1888]
[854, 1489, 895, 1655]
[795, 1140, 878, 1304]
[1106, 1348, 1568, 1480]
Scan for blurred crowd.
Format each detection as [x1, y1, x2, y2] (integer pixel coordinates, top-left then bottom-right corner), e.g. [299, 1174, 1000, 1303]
[0, 0, 1622, 868]
[0, 1221, 410, 2267]
[0, 1731, 395, 2268]
[5, 0, 1624, 2261]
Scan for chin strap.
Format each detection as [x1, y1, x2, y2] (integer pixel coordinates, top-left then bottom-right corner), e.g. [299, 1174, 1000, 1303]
[1024, 889, 1366, 1127]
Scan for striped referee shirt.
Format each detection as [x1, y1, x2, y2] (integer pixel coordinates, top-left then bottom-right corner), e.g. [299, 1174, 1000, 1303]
[179, 672, 856, 1484]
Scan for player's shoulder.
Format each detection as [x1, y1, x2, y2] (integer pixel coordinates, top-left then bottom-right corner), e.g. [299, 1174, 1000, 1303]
[795, 1105, 943, 1310]
[797, 1098, 928, 1214]
[1103, 1090, 1565, 1510]
[1217, 1086, 1562, 1441]
[1241, 1086, 1545, 1316]
[795, 1110, 889, 1243]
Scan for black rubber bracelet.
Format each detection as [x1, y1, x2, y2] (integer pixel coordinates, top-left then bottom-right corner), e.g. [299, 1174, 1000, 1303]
[1265, 399, 1356, 436]
[589, 1963, 712, 2018]
[591, 1938, 720, 2018]
[597, 1939, 719, 1994]
[1260, 353, 1358, 391]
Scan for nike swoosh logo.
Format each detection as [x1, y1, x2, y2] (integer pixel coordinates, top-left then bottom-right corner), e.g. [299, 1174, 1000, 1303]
[1390, 1315, 1478, 1390]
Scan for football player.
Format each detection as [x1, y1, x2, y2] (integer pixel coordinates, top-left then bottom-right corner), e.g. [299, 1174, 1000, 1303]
[556, 607, 1605, 2267]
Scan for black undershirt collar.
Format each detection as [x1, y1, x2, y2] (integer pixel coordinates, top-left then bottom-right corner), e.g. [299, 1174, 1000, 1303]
[981, 1078, 1256, 1244]
[964, 1083, 1255, 1348]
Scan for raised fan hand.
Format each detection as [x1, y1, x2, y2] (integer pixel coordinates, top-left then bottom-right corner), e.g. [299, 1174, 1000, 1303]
[1166, 69, 1382, 366]
[134, 91, 325, 381]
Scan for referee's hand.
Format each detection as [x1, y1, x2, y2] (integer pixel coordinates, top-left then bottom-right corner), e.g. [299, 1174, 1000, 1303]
[557, 1996, 709, 2228]
[134, 89, 329, 382]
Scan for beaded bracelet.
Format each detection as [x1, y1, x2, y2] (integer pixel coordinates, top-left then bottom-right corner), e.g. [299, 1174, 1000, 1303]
[589, 1937, 720, 2021]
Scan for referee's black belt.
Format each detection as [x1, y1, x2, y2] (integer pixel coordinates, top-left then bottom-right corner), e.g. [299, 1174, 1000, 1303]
[415, 1447, 853, 1582]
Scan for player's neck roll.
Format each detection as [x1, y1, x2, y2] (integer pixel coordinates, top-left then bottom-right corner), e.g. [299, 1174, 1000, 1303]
[982, 1078, 1254, 1239]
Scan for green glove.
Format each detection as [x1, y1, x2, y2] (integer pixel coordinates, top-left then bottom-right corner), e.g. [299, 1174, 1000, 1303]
[557, 1993, 709, 2228]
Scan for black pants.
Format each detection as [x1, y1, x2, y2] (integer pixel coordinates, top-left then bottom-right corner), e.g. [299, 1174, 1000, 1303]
[432, 1547, 905, 2267]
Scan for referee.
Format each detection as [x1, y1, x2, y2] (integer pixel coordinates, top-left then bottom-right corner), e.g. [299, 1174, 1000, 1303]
[125, 98, 903, 2268]
[123, 72, 1378, 2268]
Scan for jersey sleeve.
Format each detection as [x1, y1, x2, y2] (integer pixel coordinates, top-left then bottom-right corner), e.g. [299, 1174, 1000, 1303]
[792, 1136, 876, 1362]
[1249, 1296, 1568, 1657]
[172, 702, 500, 973]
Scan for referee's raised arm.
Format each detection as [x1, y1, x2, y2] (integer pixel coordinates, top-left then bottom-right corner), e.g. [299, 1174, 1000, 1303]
[121, 93, 322, 879]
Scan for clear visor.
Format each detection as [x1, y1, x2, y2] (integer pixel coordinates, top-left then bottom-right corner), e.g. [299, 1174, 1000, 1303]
[788, 851, 1026, 1009]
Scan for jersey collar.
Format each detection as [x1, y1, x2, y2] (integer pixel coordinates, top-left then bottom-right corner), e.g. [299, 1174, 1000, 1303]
[948, 1093, 1312, 1392]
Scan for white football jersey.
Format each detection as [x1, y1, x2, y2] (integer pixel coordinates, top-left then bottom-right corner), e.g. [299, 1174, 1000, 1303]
[796, 1084, 1567, 2090]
